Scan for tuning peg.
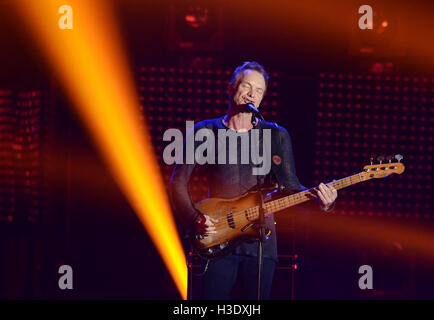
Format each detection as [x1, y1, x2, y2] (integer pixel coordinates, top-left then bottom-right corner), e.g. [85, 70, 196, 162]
[370, 156, 374, 165]
[395, 154, 403, 162]
[376, 155, 385, 164]
[386, 155, 394, 163]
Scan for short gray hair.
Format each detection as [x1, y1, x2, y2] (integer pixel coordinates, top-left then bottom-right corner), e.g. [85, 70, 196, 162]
[228, 61, 269, 91]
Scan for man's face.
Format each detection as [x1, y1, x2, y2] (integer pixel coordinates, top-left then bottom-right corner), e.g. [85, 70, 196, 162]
[230, 69, 266, 109]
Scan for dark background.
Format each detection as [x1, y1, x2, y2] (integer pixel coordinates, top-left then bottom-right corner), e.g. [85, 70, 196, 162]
[0, 0, 433, 299]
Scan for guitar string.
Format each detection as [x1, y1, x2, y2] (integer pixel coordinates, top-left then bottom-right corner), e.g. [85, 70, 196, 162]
[205, 166, 397, 230]
[209, 175, 358, 232]
[211, 191, 312, 232]
[209, 193, 317, 232]
[210, 177, 354, 232]
[215, 174, 361, 230]
[201, 165, 401, 238]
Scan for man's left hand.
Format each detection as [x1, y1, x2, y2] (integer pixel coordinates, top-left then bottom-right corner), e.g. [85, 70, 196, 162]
[317, 182, 338, 210]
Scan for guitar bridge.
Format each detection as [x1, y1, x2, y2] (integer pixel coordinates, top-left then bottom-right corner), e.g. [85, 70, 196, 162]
[241, 223, 254, 232]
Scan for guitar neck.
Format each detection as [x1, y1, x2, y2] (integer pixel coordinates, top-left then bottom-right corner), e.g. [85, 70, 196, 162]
[255, 173, 364, 217]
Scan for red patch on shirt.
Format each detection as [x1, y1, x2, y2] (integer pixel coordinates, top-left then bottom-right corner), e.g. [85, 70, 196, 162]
[272, 155, 282, 165]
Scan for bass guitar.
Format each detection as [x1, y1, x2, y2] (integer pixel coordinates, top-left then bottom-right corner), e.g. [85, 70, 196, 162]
[193, 156, 405, 260]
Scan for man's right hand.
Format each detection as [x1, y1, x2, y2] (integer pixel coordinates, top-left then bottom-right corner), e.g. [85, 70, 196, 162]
[195, 214, 218, 236]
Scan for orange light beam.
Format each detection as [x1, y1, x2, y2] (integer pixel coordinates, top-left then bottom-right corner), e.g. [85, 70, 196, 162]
[14, 0, 187, 298]
[286, 208, 434, 264]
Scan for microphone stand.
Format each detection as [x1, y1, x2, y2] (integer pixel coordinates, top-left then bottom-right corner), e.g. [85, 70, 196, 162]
[251, 111, 267, 300]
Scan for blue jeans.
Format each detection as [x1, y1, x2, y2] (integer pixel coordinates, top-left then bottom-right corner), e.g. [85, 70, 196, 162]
[199, 253, 276, 300]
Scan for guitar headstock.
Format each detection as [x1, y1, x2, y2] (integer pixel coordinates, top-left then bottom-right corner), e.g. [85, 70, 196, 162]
[360, 154, 405, 181]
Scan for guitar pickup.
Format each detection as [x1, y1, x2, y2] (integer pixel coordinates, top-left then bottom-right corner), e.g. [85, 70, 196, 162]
[227, 212, 235, 229]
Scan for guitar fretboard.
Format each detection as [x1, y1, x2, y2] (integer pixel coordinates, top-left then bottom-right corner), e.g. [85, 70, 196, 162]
[244, 173, 363, 220]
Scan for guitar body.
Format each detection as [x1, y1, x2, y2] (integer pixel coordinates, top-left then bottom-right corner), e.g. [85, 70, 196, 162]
[194, 190, 264, 260]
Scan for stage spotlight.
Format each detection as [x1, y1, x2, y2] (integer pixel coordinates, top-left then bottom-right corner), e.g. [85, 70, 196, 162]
[348, 5, 408, 58]
[167, 1, 223, 51]
[184, 6, 209, 29]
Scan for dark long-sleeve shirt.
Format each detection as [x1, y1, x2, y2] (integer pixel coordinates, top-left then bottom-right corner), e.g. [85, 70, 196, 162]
[169, 116, 307, 262]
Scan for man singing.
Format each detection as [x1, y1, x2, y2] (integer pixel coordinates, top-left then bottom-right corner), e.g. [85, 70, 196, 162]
[170, 61, 337, 299]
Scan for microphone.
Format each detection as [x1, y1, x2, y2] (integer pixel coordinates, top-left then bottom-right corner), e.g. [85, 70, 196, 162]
[244, 103, 264, 123]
